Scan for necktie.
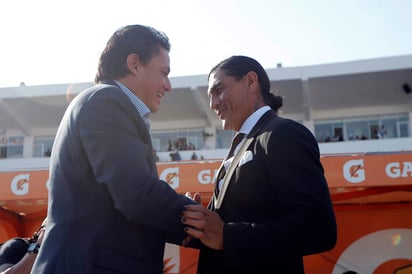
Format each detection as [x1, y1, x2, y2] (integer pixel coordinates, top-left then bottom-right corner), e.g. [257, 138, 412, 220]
[227, 132, 245, 159]
[215, 132, 245, 194]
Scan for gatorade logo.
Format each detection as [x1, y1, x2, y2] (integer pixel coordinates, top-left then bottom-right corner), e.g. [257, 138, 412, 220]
[343, 159, 365, 183]
[332, 229, 412, 273]
[160, 167, 179, 189]
[386, 161, 412, 178]
[11, 174, 30, 195]
[198, 169, 218, 185]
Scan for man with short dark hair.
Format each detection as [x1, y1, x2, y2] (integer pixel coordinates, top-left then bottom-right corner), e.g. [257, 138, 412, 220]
[32, 25, 197, 274]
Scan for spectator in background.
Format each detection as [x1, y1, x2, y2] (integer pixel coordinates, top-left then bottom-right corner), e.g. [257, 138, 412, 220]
[170, 149, 181, 161]
[43, 148, 51, 157]
[167, 140, 173, 151]
[377, 125, 386, 139]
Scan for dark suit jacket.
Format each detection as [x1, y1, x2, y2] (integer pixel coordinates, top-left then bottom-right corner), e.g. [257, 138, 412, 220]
[32, 80, 195, 274]
[195, 111, 337, 274]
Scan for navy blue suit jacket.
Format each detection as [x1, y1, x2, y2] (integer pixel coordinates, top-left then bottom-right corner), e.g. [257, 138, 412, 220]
[32, 81, 196, 274]
[194, 111, 337, 274]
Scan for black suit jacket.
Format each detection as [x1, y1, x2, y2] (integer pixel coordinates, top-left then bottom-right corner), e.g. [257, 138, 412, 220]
[32, 80, 196, 274]
[196, 111, 337, 274]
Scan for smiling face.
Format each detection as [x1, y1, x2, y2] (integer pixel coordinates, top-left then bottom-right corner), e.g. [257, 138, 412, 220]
[131, 47, 171, 113]
[208, 69, 257, 131]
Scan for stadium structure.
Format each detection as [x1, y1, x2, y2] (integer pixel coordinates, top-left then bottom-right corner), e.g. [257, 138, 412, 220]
[1, 54, 412, 273]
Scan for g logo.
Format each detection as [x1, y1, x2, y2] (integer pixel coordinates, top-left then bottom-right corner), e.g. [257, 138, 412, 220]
[11, 174, 30, 195]
[332, 229, 412, 273]
[160, 167, 179, 189]
[343, 159, 365, 183]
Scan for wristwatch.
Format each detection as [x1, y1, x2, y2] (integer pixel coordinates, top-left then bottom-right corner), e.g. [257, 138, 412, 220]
[27, 243, 40, 254]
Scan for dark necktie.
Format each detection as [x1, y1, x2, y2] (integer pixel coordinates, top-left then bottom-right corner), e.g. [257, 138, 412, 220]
[215, 132, 245, 194]
[227, 132, 245, 159]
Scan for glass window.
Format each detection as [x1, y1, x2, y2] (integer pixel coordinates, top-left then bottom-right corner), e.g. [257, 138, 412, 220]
[315, 114, 409, 142]
[314, 123, 332, 142]
[150, 128, 204, 152]
[398, 121, 409, 137]
[186, 130, 202, 150]
[152, 131, 178, 151]
[344, 120, 370, 140]
[314, 121, 343, 142]
[215, 129, 235, 149]
[381, 118, 398, 138]
[33, 136, 54, 157]
[0, 135, 7, 158]
[381, 115, 409, 138]
[151, 138, 160, 152]
[6, 136, 24, 158]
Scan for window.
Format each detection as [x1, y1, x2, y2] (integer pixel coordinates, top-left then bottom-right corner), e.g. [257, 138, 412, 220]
[0, 135, 7, 158]
[1, 136, 24, 158]
[314, 121, 343, 142]
[398, 121, 409, 137]
[151, 129, 204, 151]
[314, 114, 409, 142]
[151, 138, 160, 152]
[381, 115, 408, 138]
[346, 120, 370, 140]
[215, 129, 235, 149]
[33, 136, 54, 157]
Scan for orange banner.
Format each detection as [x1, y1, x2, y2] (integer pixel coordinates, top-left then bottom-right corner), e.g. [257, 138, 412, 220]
[1, 153, 412, 274]
[167, 203, 412, 274]
[0, 170, 49, 200]
[1, 153, 411, 201]
[321, 153, 412, 188]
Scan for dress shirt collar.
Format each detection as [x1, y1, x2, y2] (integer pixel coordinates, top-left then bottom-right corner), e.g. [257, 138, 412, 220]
[239, 105, 271, 135]
[113, 80, 151, 120]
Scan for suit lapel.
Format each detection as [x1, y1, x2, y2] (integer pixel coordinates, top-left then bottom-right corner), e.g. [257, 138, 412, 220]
[213, 110, 278, 210]
[208, 158, 227, 210]
[101, 79, 157, 174]
[101, 79, 152, 143]
[214, 137, 254, 210]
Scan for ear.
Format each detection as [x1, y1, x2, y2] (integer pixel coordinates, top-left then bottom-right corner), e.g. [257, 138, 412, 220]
[245, 71, 258, 91]
[126, 53, 142, 76]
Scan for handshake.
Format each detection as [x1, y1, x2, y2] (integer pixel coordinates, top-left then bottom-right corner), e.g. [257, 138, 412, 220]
[181, 192, 224, 250]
